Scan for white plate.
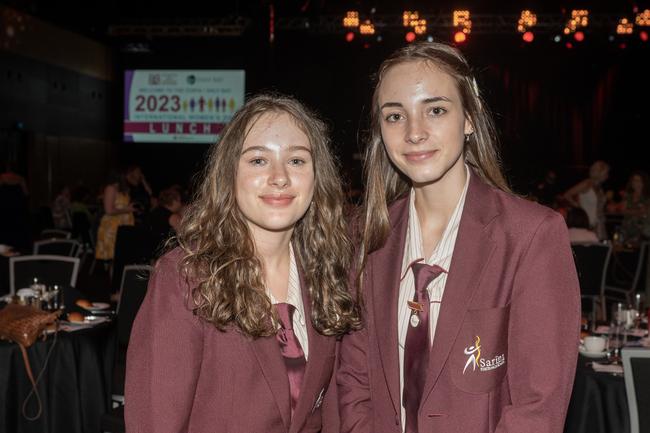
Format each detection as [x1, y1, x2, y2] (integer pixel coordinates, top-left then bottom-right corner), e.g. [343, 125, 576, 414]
[579, 346, 608, 358]
[89, 302, 110, 310]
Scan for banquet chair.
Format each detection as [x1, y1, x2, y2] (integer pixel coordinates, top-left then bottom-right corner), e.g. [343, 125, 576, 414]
[606, 242, 648, 306]
[33, 239, 82, 257]
[622, 348, 650, 433]
[111, 225, 154, 292]
[571, 242, 612, 323]
[9, 255, 80, 294]
[101, 265, 152, 433]
[40, 228, 72, 240]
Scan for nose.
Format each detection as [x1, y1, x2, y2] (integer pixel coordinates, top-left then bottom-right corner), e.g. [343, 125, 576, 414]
[405, 118, 428, 144]
[268, 162, 289, 188]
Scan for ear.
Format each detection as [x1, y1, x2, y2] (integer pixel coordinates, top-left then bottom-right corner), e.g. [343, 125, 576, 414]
[464, 116, 474, 136]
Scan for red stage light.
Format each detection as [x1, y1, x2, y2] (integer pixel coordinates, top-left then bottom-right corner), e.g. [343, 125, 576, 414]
[345, 31, 355, 42]
[574, 31, 585, 42]
[565, 42, 573, 49]
[405, 31, 416, 42]
[522, 31, 534, 43]
[641, 30, 649, 42]
[453, 31, 467, 43]
[619, 42, 627, 49]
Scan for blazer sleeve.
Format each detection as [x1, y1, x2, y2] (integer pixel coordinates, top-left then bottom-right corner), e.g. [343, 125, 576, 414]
[337, 324, 373, 433]
[496, 211, 581, 433]
[124, 253, 204, 433]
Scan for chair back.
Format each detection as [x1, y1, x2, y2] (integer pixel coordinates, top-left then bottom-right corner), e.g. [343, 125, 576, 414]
[116, 265, 152, 348]
[112, 226, 154, 292]
[9, 255, 80, 294]
[33, 239, 82, 257]
[622, 348, 650, 433]
[571, 242, 612, 297]
[40, 229, 72, 240]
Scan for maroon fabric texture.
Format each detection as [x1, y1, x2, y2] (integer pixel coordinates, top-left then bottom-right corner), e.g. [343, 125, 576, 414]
[338, 173, 581, 433]
[275, 302, 307, 417]
[403, 262, 444, 433]
[124, 248, 339, 433]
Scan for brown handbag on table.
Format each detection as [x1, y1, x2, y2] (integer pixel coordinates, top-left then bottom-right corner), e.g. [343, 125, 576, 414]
[0, 303, 62, 420]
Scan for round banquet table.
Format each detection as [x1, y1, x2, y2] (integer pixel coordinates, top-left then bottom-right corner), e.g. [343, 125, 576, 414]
[564, 354, 629, 433]
[0, 321, 116, 433]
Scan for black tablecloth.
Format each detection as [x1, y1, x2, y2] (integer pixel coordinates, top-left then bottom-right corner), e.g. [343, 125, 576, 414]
[565, 355, 629, 433]
[0, 323, 116, 433]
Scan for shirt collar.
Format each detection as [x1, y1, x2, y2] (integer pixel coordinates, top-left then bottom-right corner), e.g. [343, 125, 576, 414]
[402, 164, 471, 278]
[267, 243, 306, 326]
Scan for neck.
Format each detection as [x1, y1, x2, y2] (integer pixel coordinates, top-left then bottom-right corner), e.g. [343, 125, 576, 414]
[412, 159, 467, 231]
[250, 225, 293, 275]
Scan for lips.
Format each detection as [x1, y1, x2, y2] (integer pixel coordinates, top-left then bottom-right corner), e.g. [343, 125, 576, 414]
[404, 149, 438, 162]
[259, 194, 296, 206]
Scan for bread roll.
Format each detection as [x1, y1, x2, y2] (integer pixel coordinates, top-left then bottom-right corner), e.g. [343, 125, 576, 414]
[67, 312, 85, 323]
[75, 299, 92, 309]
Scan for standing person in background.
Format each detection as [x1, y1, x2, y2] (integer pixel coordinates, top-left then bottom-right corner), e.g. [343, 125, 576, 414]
[337, 42, 580, 433]
[95, 172, 135, 262]
[51, 185, 72, 229]
[562, 160, 610, 240]
[126, 94, 360, 433]
[145, 187, 183, 256]
[125, 165, 153, 222]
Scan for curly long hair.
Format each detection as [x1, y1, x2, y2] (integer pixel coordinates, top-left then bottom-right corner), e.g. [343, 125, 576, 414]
[360, 42, 510, 259]
[176, 94, 361, 338]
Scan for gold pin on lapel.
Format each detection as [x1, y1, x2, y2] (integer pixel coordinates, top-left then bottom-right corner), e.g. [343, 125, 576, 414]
[408, 300, 423, 312]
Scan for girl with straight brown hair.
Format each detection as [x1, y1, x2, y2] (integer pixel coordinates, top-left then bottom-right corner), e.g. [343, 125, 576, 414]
[338, 41, 580, 433]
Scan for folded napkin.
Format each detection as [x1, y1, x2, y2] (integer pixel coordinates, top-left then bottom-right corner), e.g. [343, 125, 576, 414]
[592, 362, 624, 374]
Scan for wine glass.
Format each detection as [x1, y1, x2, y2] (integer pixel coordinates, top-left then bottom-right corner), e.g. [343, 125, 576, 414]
[608, 302, 625, 364]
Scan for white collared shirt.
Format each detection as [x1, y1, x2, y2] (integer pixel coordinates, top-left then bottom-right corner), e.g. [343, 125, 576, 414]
[267, 244, 309, 360]
[397, 165, 470, 429]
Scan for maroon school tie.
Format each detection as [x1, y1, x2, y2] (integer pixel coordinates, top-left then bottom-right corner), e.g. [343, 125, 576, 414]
[275, 302, 306, 418]
[403, 262, 445, 433]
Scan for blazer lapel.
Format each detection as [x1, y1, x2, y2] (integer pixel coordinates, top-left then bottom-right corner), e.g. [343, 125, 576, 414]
[370, 197, 410, 416]
[290, 256, 336, 433]
[249, 331, 292, 431]
[421, 174, 499, 404]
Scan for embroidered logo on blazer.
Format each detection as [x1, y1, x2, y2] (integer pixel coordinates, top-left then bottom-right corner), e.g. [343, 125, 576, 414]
[463, 335, 506, 374]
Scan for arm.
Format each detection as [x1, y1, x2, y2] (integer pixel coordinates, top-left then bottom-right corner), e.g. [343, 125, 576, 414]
[495, 212, 581, 433]
[337, 325, 373, 433]
[562, 179, 591, 207]
[124, 253, 204, 433]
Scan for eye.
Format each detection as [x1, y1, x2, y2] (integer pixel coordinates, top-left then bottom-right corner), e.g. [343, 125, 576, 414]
[384, 113, 403, 123]
[289, 158, 307, 166]
[429, 106, 447, 116]
[249, 158, 266, 166]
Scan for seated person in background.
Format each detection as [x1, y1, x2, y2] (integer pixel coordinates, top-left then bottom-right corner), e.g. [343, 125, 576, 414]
[51, 185, 71, 229]
[618, 171, 650, 244]
[562, 160, 609, 240]
[567, 207, 599, 243]
[145, 187, 183, 253]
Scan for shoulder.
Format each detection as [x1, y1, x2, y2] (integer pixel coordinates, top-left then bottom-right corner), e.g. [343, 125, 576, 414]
[487, 186, 567, 238]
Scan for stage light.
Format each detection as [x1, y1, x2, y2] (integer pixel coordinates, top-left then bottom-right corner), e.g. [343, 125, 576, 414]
[427, 35, 434, 42]
[377, 35, 383, 42]
[574, 31, 585, 42]
[453, 10, 471, 43]
[564, 9, 588, 35]
[345, 31, 355, 42]
[609, 35, 615, 42]
[565, 42, 573, 49]
[523, 31, 534, 43]
[405, 31, 416, 42]
[517, 10, 537, 33]
[554, 35, 562, 43]
[454, 31, 467, 43]
[636, 9, 650, 26]
[641, 30, 649, 42]
[413, 19, 427, 35]
[619, 42, 627, 49]
[343, 11, 359, 28]
[360, 20, 375, 35]
[403, 11, 419, 27]
[617, 18, 634, 35]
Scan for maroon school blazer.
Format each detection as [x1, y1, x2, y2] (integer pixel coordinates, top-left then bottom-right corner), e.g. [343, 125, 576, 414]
[125, 248, 339, 433]
[338, 173, 581, 433]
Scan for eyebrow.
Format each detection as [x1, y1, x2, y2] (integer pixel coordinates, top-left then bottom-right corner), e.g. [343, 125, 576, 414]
[380, 96, 452, 110]
[241, 145, 312, 154]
